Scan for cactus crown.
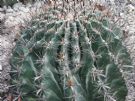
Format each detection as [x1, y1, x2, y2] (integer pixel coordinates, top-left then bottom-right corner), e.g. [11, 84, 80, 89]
[10, 0, 132, 101]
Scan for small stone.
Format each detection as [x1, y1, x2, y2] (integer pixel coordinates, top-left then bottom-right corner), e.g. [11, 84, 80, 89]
[0, 8, 4, 12]
[34, 1, 43, 8]
[127, 4, 135, 12]
[13, 42, 16, 46]
[0, 13, 5, 20]
[0, 49, 3, 56]
[13, 3, 23, 11]
[13, 7, 19, 12]
[19, 7, 29, 13]
[3, 6, 7, 10]
[0, 64, 2, 71]
[26, 3, 32, 8]
[6, 8, 14, 13]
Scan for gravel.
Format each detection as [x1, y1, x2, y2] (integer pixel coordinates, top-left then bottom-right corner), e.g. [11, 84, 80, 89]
[121, 5, 135, 101]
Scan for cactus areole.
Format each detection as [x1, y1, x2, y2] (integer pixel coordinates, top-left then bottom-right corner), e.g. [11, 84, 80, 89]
[10, 1, 132, 101]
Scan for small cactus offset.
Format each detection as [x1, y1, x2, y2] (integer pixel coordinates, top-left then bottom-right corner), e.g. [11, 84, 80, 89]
[10, 0, 132, 101]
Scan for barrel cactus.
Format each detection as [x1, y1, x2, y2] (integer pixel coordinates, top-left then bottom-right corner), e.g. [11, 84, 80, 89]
[0, 0, 18, 7]
[10, 1, 132, 101]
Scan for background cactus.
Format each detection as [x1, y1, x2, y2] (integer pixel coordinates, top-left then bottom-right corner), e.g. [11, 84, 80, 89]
[0, 0, 39, 7]
[10, 0, 132, 101]
[0, 0, 18, 7]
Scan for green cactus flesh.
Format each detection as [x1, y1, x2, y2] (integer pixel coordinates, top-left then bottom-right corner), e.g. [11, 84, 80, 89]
[10, 2, 132, 101]
[0, 0, 18, 7]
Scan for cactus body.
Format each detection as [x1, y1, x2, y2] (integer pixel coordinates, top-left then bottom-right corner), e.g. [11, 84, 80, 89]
[0, 0, 18, 7]
[10, 1, 132, 101]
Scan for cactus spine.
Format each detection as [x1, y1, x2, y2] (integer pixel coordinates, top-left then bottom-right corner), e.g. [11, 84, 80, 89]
[10, 0, 132, 101]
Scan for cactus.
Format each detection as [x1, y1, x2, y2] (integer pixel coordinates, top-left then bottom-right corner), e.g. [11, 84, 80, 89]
[0, 0, 18, 7]
[10, 1, 132, 101]
[0, 0, 37, 7]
